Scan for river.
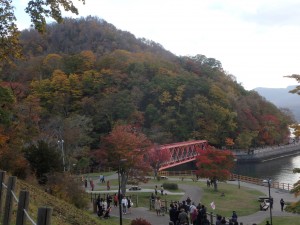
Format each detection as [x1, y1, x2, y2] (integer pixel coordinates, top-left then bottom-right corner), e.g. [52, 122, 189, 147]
[236, 153, 300, 185]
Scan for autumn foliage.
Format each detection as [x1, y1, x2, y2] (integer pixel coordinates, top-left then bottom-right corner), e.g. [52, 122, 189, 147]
[93, 124, 152, 192]
[147, 144, 171, 176]
[195, 147, 235, 181]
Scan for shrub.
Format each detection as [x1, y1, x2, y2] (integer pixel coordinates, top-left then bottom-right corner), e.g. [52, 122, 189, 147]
[163, 183, 178, 190]
[131, 218, 152, 225]
[46, 172, 89, 209]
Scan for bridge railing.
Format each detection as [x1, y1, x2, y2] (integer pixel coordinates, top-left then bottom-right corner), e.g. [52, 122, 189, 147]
[0, 171, 52, 225]
[158, 170, 196, 177]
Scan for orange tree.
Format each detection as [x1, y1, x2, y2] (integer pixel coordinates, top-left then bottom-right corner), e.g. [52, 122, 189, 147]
[195, 146, 235, 191]
[93, 124, 152, 195]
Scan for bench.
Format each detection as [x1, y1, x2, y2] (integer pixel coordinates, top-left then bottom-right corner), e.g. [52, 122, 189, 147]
[260, 199, 270, 211]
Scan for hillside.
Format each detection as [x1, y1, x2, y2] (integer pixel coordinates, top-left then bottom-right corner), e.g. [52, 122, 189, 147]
[254, 86, 300, 122]
[0, 16, 295, 177]
[14, 179, 102, 225]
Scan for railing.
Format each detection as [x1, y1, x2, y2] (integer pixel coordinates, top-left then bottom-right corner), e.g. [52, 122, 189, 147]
[158, 170, 294, 191]
[158, 170, 196, 177]
[230, 174, 294, 191]
[0, 171, 52, 225]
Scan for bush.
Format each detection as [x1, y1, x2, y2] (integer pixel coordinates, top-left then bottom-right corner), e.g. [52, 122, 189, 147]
[131, 218, 152, 225]
[46, 172, 89, 209]
[162, 183, 178, 190]
[285, 201, 300, 213]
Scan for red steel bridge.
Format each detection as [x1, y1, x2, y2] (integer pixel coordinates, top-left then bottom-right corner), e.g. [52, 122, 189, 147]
[158, 140, 208, 171]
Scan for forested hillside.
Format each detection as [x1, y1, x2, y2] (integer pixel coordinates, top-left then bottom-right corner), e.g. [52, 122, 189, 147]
[0, 16, 294, 176]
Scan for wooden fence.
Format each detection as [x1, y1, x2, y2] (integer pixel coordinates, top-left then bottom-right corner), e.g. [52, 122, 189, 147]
[0, 171, 52, 225]
[230, 174, 294, 191]
[158, 170, 294, 191]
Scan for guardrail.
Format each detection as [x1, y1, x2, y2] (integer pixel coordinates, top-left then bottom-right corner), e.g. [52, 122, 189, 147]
[230, 174, 294, 191]
[158, 170, 196, 177]
[158, 170, 294, 191]
[0, 171, 52, 225]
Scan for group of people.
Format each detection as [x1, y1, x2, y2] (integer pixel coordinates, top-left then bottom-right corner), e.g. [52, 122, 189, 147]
[83, 176, 111, 191]
[83, 177, 95, 191]
[96, 194, 113, 219]
[95, 193, 133, 219]
[166, 197, 239, 225]
[154, 184, 165, 195]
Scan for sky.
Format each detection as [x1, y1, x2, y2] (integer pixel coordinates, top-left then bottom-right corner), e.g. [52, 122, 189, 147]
[13, 0, 300, 90]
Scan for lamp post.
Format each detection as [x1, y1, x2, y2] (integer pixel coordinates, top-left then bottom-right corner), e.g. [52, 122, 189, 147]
[58, 139, 66, 172]
[233, 158, 240, 189]
[118, 159, 127, 225]
[263, 179, 273, 225]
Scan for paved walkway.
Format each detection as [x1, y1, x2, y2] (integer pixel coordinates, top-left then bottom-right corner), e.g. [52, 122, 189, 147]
[234, 181, 300, 224]
[88, 175, 300, 225]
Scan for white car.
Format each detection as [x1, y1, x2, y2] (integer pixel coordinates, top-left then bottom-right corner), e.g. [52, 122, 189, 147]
[128, 186, 142, 191]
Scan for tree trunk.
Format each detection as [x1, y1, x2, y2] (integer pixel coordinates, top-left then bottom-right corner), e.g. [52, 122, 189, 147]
[121, 173, 128, 196]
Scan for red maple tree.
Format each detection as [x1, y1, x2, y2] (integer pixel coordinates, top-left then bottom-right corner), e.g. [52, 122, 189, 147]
[147, 144, 171, 179]
[195, 146, 235, 191]
[93, 124, 152, 194]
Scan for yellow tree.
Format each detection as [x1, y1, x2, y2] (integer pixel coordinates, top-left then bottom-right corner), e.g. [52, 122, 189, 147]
[0, 0, 22, 69]
[1, 0, 85, 70]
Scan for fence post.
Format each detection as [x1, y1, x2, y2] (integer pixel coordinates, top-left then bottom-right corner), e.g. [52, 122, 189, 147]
[0, 171, 6, 216]
[16, 190, 30, 225]
[37, 207, 52, 225]
[3, 176, 17, 225]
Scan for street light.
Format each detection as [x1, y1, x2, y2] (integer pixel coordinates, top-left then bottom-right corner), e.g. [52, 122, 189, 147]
[118, 158, 127, 225]
[58, 139, 66, 172]
[233, 158, 240, 189]
[263, 179, 273, 225]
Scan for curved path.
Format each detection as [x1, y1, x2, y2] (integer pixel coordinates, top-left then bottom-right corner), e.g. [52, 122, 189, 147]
[88, 175, 300, 225]
[109, 183, 202, 225]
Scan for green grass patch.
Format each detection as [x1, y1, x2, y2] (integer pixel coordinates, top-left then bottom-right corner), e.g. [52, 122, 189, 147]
[130, 192, 183, 208]
[259, 216, 300, 225]
[198, 181, 263, 218]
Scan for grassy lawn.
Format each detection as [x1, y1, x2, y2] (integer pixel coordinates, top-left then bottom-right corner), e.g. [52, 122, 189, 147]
[259, 216, 300, 225]
[190, 181, 263, 218]
[147, 179, 263, 218]
[131, 192, 183, 208]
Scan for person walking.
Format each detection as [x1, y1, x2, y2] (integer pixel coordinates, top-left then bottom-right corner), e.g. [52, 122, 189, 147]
[127, 196, 132, 214]
[160, 185, 164, 195]
[154, 197, 162, 216]
[178, 208, 189, 225]
[90, 179, 94, 191]
[121, 196, 128, 214]
[107, 180, 110, 190]
[84, 178, 87, 188]
[113, 193, 118, 207]
[231, 211, 238, 223]
[280, 198, 285, 211]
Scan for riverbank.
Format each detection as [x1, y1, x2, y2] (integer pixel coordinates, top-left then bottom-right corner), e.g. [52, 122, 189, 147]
[234, 142, 300, 163]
